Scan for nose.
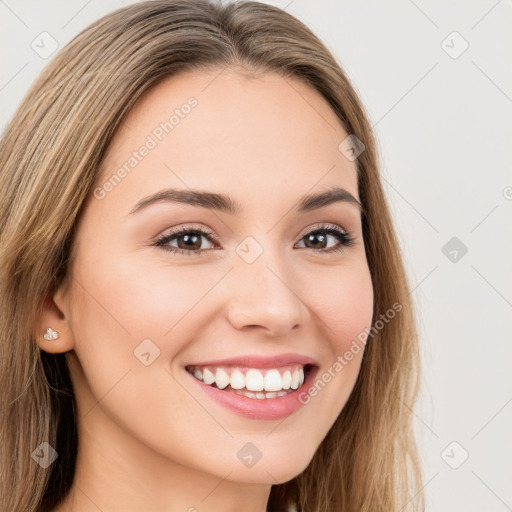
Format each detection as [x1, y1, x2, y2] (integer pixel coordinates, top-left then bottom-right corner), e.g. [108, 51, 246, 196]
[225, 251, 308, 337]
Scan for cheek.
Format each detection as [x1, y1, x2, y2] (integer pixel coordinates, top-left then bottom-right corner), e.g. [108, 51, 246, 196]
[292, 259, 373, 433]
[66, 256, 232, 471]
[71, 250, 215, 343]
[67, 251, 236, 418]
[303, 259, 374, 353]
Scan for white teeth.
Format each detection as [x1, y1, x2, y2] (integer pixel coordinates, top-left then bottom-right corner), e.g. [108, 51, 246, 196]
[282, 370, 292, 390]
[229, 369, 245, 390]
[290, 369, 300, 390]
[233, 389, 290, 399]
[188, 365, 309, 396]
[264, 369, 283, 391]
[203, 368, 215, 385]
[245, 369, 264, 391]
[215, 369, 230, 390]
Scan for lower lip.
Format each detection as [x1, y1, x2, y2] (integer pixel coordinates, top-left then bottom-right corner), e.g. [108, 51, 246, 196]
[186, 366, 319, 420]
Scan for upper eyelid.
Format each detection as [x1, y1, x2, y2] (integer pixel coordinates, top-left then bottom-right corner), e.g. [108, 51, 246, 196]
[296, 222, 349, 239]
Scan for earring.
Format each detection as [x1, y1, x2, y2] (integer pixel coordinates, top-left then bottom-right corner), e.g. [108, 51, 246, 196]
[43, 327, 60, 341]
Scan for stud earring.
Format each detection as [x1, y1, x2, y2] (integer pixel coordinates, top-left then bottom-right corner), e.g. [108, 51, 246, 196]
[43, 327, 59, 341]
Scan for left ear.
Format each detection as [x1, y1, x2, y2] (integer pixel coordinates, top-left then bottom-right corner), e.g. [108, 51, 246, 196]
[33, 287, 75, 354]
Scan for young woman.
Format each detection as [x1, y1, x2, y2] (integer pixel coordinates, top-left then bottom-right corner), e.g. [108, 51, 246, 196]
[0, 1, 423, 510]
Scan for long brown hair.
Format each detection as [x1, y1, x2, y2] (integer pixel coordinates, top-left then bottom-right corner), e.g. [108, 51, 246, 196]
[0, 1, 423, 510]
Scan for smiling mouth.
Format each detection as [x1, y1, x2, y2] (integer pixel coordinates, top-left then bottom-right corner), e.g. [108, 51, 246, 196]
[185, 363, 315, 399]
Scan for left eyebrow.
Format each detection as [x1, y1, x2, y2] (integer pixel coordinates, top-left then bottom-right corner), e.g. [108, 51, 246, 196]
[127, 185, 363, 216]
[297, 187, 363, 214]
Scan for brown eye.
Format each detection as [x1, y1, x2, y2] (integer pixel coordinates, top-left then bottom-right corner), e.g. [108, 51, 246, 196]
[295, 225, 355, 254]
[175, 232, 202, 251]
[154, 227, 218, 255]
[302, 232, 330, 250]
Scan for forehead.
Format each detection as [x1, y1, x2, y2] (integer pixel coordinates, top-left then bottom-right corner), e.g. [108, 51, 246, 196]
[94, 68, 359, 215]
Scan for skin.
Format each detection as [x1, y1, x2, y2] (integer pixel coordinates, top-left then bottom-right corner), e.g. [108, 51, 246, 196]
[37, 67, 374, 512]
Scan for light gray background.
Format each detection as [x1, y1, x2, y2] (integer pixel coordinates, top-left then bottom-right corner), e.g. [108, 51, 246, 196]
[1, 1, 511, 511]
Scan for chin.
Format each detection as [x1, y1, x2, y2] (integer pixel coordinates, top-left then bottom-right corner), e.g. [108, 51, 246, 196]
[214, 443, 317, 485]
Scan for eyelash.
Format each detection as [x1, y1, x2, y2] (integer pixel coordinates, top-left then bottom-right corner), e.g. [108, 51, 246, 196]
[153, 223, 355, 256]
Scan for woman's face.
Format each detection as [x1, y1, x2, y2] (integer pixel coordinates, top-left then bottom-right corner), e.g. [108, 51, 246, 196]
[58, 68, 373, 484]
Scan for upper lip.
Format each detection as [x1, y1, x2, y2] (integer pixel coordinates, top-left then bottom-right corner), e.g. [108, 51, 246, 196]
[185, 353, 319, 369]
